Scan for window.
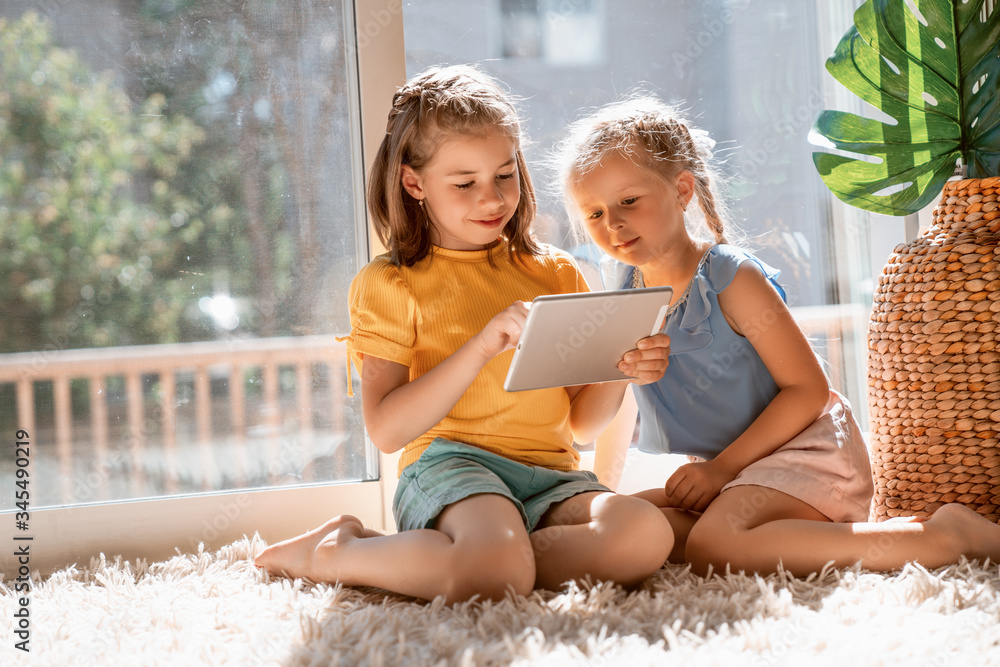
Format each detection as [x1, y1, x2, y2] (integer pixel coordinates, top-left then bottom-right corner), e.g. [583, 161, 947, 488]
[501, 0, 543, 58]
[499, 0, 605, 64]
[0, 0, 405, 573]
[1, 0, 901, 573]
[403, 0, 881, 424]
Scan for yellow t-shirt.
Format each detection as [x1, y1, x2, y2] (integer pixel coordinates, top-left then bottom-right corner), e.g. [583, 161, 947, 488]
[346, 243, 589, 476]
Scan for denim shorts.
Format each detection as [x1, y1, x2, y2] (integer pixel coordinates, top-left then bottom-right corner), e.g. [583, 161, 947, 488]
[393, 437, 610, 532]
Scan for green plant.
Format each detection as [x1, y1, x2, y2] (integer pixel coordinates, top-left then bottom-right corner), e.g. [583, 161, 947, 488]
[811, 0, 999, 215]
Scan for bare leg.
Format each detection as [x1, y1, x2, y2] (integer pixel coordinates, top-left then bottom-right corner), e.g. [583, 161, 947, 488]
[686, 486, 1000, 577]
[531, 491, 673, 590]
[255, 494, 535, 603]
[632, 487, 700, 564]
[255, 515, 369, 579]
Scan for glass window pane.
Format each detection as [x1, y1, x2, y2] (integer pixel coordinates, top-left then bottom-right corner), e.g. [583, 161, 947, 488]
[0, 1, 372, 509]
[402, 0, 873, 423]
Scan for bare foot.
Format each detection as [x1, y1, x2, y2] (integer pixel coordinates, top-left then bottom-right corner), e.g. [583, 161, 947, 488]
[928, 504, 1000, 562]
[255, 515, 368, 583]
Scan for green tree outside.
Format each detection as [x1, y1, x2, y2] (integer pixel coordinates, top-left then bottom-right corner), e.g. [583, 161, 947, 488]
[0, 12, 210, 353]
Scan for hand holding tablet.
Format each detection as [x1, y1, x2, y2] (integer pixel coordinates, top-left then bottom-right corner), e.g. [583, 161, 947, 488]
[503, 287, 673, 392]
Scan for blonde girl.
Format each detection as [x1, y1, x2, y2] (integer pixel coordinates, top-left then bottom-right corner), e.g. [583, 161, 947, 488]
[555, 96, 1000, 576]
[256, 66, 674, 603]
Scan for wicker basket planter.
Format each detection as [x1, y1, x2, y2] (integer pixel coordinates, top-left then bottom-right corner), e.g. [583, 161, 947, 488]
[868, 176, 1000, 523]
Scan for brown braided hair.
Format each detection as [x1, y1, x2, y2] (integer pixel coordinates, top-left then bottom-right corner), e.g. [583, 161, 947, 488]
[367, 64, 542, 267]
[553, 97, 733, 246]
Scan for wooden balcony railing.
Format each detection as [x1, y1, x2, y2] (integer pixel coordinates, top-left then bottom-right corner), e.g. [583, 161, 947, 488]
[0, 335, 356, 506]
[0, 303, 870, 509]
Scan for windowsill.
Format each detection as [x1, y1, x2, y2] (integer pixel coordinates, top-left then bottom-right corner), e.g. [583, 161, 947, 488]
[578, 449, 689, 495]
[0, 481, 386, 577]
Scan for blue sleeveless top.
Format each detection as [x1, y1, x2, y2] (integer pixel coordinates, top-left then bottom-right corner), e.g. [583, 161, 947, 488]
[601, 245, 786, 459]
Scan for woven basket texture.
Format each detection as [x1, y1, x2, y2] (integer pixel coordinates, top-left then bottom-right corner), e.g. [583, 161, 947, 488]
[868, 176, 1000, 523]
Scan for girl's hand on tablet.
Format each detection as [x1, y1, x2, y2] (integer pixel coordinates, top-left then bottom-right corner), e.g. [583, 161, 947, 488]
[476, 301, 530, 360]
[618, 333, 670, 385]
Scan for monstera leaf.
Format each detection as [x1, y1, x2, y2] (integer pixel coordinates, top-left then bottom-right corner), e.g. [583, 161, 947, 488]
[812, 0, 1000, 215]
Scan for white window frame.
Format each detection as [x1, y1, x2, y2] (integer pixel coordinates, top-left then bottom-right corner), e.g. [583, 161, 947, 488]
[1, 0, 406, 577]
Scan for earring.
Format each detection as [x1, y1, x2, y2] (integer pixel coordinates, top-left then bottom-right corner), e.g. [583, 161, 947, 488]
[418, 199, 424, 207]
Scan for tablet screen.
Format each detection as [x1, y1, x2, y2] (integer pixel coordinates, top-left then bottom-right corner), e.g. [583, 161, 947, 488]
[503, 286, 672, 392]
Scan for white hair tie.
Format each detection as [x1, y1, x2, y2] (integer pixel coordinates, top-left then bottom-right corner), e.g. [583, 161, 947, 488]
[689, 127, 716, 158]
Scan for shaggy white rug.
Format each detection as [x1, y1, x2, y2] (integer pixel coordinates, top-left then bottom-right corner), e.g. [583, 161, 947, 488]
[3, 536, 1000, 666]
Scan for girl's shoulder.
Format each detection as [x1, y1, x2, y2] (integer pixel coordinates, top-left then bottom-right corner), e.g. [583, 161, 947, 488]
[664, 246, 786, 355]
[703, 245, 785, 302]
[517, 243, 588, 288]
[349, 254, 413, 301]
[520, 242, 577, 267]
[353, 254, 401, 284]
[360, 253, 398, 275]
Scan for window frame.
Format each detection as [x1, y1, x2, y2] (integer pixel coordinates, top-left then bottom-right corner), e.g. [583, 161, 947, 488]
[2, 0, 894, 577]
[0, 0, 407, 577]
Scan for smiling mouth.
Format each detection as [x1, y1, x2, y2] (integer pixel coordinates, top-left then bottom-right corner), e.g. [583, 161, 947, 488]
[475, 216, 506, 227]
[616, 238, 638, 249]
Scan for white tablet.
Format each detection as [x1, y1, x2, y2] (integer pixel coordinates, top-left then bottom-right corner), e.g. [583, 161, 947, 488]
[503, 286, 673, 392]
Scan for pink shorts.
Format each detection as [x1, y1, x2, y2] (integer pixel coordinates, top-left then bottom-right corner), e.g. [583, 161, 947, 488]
[719, 391, 874, 523]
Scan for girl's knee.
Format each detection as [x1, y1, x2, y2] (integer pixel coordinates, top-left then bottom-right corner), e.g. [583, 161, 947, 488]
[445, 535, 535, 602]
[599, 495, 674, 575]
[685, 516, 737, 576]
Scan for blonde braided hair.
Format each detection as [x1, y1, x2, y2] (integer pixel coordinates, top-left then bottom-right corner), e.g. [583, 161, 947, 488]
[554, 97, 733, 246]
